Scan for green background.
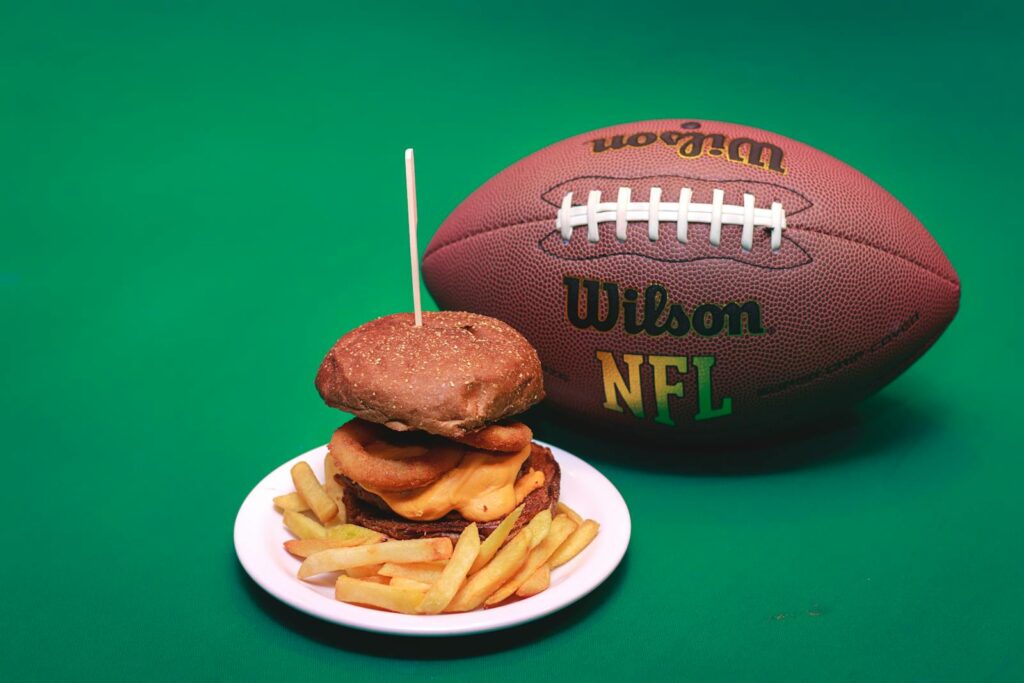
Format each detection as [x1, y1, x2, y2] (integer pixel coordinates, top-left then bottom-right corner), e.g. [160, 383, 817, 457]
[2, 1, 1021, 680]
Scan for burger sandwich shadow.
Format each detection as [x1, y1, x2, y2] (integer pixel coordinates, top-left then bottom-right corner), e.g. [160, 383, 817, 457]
[526, 391, 941, 476]
[237, 553, 628, 658]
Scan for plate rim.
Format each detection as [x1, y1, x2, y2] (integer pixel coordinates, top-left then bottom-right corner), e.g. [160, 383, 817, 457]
[234, 439, 631, 637]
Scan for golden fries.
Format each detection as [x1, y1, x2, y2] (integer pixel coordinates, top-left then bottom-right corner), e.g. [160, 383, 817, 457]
[291, 462, 338, 524]
[522, 509, 551, 550]
[549, 519, 600, 568]
[283, 510, 326, 539]
[556, 501, 583, 525]
[515, 564, 550, 598]
[323, 453, 347, 525]
[485, 514, 577, 605]
[273, 492, 310, 512]
[273, 462, 602, 614]
[417, 523, 481, 614]
[470, 504, 524, 574]
[358, 575, 390, 585]
[445, 529, 531, 612]
[284, 535, 383, 558]
[379, 561, 446, 584]
[299, 538, 453, 579]
[389, 577, 431, 591]
[335, 576, 424, 614]
[346, 563, 383, 578]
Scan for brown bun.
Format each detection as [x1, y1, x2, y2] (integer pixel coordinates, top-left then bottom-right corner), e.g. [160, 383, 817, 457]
[315, 312, 545, 438]
[339, 443, 560, 541]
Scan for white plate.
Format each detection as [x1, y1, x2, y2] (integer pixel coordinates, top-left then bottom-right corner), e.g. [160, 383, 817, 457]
[234, 440, 630, 636]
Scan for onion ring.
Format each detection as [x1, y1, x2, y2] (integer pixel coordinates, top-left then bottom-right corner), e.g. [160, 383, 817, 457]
[329, 420, 464, 492]
[453, 421, 533, 452]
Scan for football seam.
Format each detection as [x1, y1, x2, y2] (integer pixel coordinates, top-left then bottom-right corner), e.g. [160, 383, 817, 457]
[785, 225, 960, 289]
[538, 174, 816, 213]
[533, 229, 814, 271]
[424, 220, 960, 289]
[427, 177, 815, 259]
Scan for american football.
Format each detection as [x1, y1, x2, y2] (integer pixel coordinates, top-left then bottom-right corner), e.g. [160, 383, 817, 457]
[422, 119, 960, 441]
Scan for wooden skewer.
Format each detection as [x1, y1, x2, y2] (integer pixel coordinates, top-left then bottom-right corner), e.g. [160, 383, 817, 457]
[405, 148, 422, 326]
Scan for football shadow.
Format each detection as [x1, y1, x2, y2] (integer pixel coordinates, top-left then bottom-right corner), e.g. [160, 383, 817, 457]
[237, 553, 628, 658]
[527, 391, 938, 476]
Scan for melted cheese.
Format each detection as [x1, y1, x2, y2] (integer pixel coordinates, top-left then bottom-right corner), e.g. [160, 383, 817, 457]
[513, 468, 545, 503]
[363, 443, 534, 522]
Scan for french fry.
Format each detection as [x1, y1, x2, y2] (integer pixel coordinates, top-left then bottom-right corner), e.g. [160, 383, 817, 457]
[346, 563, 383, 578]
[284, 535, 383, 558]
[556, 501, 583, 526]
[445, 529, 531, 612]
[335, 576, 423, 613]
[323, 453, 347, 525]
[549, 519, 600, 568]
[417, 523, 481, 614]
[275, 458, 600, 614]
[485, 514, 576, 605]
[283, 510, 326, 540]
[325, 524, 385, 545]
[299, 537, 453, 579]
[515, 564, 550, 598]
[291, 461, 338, 524]
[389, 577, 431, 591]
[522, 509, 552, 550]
[358, 575, 390, 585]
[379, 561, 447, 584]
[273, 492, 309, 512]
[470, 504, 524, 574]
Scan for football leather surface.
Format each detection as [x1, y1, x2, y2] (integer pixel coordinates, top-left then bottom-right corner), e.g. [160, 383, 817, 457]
[422, 119, 960, 441]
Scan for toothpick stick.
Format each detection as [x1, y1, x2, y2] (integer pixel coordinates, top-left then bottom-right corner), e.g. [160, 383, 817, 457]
[405, 148, 422, 326]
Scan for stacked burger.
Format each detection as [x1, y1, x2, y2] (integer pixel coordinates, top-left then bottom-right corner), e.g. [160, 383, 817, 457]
[314, 311, 560, 540]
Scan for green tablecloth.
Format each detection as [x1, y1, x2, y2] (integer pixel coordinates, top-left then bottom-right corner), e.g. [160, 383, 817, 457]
[3, 2, 1020, 680]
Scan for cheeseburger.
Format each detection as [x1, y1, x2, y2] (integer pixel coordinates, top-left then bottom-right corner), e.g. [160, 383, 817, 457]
[314, 311, 560, 540]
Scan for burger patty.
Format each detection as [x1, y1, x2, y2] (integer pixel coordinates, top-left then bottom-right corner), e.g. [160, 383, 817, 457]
[338, 442, 560, 540]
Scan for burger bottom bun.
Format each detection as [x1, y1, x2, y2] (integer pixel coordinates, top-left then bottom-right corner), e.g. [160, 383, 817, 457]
[339, 443, 560, 541]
